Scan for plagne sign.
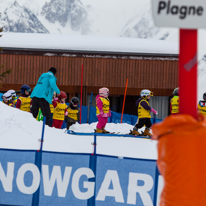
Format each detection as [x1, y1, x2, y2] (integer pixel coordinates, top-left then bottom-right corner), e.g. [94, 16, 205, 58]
[152, 0, 206, 28]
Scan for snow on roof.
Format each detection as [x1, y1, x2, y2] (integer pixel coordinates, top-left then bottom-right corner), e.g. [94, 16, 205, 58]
[0, 32, 178, 56]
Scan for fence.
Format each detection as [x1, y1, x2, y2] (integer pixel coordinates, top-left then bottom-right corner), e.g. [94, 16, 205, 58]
[0, 132, 162, 206]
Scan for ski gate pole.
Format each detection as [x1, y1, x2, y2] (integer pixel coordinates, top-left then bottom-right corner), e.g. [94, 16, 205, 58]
[38, 116, 46, 152]
[88, 92, 93, 124]
[80, 64, 83, 124]
[121, 77, 128, 123]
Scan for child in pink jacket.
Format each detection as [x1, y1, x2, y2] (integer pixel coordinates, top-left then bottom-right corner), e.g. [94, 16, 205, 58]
[95, 87, 111, 133]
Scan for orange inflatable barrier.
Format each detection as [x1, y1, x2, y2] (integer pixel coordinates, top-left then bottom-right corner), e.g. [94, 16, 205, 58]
[152, 114, 206, 206]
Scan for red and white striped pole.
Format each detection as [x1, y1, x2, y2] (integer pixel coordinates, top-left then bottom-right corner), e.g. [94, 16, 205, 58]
[179, 29, 198, 119]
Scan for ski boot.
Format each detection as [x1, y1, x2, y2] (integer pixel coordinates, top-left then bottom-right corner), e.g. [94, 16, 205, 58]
[131, 128, 140, 135]
[95, 128, 103, 133]
[143, 128, 152, 137]
[102, 128, 110, 134]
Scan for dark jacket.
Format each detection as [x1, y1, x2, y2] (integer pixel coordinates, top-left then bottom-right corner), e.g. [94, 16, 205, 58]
[65, 104, 80, 123]
[135, 97, 151, 114]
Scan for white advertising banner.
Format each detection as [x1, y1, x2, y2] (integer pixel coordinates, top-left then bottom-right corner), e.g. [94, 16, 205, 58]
[152, 0, 206, 29]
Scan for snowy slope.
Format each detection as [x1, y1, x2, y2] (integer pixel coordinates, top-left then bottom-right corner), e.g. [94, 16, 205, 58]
[0, 101, 157, 159]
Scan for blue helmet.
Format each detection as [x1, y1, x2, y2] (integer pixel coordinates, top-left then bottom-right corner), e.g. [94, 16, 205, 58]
[21, 85, 31, 94]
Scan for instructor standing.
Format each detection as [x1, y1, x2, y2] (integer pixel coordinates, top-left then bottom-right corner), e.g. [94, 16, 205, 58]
[31, 67, 60, 126]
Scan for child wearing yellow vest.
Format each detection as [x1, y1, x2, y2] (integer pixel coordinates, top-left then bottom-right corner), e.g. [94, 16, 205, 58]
[131, 89, 157, 137]
[198, 92, 206, 117]
[52, 91, 68, 129]
[2, 92, 14, 107]
[95, 87, 111, 133]
[16, 85, 31, 112]
[170, 87, 179, 114]
[7, 90, 18, 107]
[65, 97, 80, 130]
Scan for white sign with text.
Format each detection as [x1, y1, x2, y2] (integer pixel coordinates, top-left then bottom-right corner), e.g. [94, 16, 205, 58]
[152, 0, 206, 28]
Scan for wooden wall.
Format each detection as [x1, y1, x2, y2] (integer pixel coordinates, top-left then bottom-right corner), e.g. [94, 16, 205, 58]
[0, 51, 179, 98]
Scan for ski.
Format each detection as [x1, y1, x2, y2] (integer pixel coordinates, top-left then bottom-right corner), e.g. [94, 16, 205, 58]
[67, 130, 151, 139]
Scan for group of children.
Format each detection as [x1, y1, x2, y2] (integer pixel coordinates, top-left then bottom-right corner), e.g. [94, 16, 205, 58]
[95, 87, 157, 137]
[1, 85, 80, 130]
[170, 87, 206, 117]
[1, 84, 158, 136]
[3, 84, 206, 136]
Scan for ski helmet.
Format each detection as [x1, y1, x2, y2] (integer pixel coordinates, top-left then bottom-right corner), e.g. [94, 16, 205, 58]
[99, 87, 109, 97]
[58, 91, 67, 99]
[173, 88, 179, 96]
[140, 89, 153, 97]
[71, 97, 79, 106]
[7, 90, 16, 98]
[21, 85, 31, 95]
[203, 92, 206, 100]
[2, 92, 12, 101]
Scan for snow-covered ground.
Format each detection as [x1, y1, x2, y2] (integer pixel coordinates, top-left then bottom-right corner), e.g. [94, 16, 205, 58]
[0, 101, 157, 159]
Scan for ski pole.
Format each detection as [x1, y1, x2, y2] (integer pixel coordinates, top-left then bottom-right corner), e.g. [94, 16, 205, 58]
[38, 116, 46, 152]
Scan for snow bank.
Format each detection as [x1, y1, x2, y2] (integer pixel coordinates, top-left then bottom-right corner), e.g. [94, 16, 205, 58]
[0, 102, 158, 160]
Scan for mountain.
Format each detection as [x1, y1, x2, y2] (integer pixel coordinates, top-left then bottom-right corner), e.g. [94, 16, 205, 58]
[0, 1, 49, 33]
[41, 0, 90, 35]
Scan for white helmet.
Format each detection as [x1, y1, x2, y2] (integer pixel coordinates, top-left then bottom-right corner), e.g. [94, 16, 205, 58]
[7, 89, 16, 97]
[3, 92, 12, 101]
[140, 89, 153, 97]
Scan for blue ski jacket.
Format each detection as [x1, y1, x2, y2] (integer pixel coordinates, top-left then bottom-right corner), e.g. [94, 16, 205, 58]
[30, 71, 60, 104]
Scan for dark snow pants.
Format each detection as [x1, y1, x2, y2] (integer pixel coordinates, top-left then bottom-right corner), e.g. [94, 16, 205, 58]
[31, 97, 51, 126]
[135, 118, 152, 129]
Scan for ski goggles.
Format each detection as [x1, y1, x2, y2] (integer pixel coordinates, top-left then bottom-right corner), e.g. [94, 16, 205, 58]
[141, 92, 153, 96]
[101, 92, 109, 96]
[26, 88, 31, 92]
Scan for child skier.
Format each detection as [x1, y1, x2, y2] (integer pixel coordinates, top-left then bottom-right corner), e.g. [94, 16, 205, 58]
[170, 87, 179, 114]
[197, 92, 206, 116]
[65, 97, 80, 130]
[16, 85, 32, 112]
[7, 90, 18, 107]
[52, 91, 68, 129]
[95, 87, 111, 133]
[131, 89, 157, 137]
[2, 92, 13, 107]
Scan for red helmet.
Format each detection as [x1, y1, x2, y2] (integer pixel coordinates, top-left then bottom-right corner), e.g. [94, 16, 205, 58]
[58, 91, 67, 99]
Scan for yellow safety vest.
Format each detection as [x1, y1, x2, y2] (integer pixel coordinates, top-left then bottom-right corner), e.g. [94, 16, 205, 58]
[53, 102, 67, 120]
[19, 96, 31, 112]
[198, 102, 206, 116]
[50, 104, 54, 114]
[171, 96, 179, 114]
[138, 99, 151, 118]
[67, 107, 79, 121]
[13, 98, 17, 105]
[3, 101, 13, 107]
[96, 97, 110, 115]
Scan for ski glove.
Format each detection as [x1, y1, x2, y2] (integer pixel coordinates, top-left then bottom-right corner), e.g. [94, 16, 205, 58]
[151, 108, 158, 115]
[65, 111, 68, 116]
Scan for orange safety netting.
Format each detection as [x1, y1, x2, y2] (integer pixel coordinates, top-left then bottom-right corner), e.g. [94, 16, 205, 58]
[152, 114, 206, 206]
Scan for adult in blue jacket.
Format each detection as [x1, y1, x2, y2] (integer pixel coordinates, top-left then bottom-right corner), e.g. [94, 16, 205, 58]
[31, 67, 60, 126]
